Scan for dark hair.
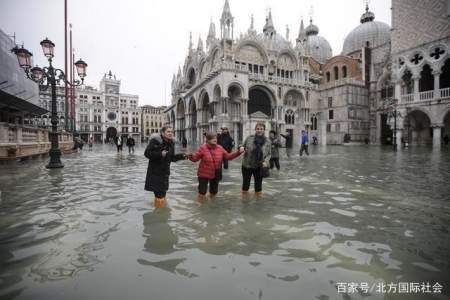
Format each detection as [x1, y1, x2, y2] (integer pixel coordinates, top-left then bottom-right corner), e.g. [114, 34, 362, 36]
[161, 126, 172, 133]
[255, 122, 265, 130]
[269, 130, 276, 135]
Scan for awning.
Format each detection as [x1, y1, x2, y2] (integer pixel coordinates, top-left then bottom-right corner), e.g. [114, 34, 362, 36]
[0, 89, 48, 115]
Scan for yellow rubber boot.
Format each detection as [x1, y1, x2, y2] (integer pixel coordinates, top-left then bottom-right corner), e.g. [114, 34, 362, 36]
[197, 193, 207, 203]
[154, 197, 166, 208]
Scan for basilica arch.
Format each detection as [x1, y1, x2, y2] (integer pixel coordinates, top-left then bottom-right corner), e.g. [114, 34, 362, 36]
[176, 98, 186, 141]
[248, 85, 275, 118]
[199, 90, 211, 134]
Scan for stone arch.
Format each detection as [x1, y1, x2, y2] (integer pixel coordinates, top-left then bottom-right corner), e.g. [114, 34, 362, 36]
[189, 96, 197, 143]
[170, 110, 175, 130]
[277, 50, 297, 69]
[199, 90, 212, 123]
[248, 85, 275, 117]
[283, 89, 304, 107]
[210, 48, 221, 71]
[227, 83, 243, 117]
[235, 41, 268, 65]
[199, 59, 208, 79]
[403, 109, 432, 145]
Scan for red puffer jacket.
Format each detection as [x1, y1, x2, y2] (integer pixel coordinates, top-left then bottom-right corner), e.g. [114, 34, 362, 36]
[189, 143, 241, 179]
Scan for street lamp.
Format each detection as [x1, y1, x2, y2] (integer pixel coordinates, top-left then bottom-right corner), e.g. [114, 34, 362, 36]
[12, 38, 87, 169]
[386, 98, 402, 151]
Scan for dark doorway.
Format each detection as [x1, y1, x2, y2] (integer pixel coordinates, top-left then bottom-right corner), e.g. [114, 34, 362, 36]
[380, 114, 393, 145]
[419, 64, 433, 92]
[106, 127, 117, 142]
[248, 88, 272, 116]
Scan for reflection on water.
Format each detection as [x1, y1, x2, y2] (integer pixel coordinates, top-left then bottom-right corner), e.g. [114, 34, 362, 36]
[0, 145, 449, 300]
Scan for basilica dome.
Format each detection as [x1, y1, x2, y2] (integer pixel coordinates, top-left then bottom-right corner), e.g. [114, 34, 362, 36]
[303, 20, 333, 64]
[342, 6, 390, 55]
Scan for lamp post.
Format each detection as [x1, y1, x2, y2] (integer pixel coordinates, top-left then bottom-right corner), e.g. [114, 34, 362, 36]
[386, 98, 402, 151]
[12, 38, 87, 169]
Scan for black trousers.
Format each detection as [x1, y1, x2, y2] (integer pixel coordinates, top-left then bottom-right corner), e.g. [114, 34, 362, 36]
[223, 159, 229, 169]
[242, 166, 263, 192]
[153, 190, 166, 198]
[269, 158, 280, 170]
[300, 144, 309, 156]
[198, 177, 219, 195]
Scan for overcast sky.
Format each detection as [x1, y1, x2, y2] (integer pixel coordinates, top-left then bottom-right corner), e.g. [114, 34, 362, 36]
[0, 0, 391, 107]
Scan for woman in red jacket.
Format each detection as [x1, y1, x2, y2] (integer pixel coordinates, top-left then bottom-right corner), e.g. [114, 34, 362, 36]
[188, 132, 244, 202]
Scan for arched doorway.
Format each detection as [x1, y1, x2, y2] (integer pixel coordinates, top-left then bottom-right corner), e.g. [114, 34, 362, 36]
[189, 97, 197, 143]
[403, 110, 432, 145]
[106, 127, 117, 143]
[170, 111, 175, 132]
[248, 86, 273, 117]
[199, 91, 211, 134]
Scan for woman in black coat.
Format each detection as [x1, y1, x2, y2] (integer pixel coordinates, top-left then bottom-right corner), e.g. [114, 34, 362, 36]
[144, 126, 185, 208]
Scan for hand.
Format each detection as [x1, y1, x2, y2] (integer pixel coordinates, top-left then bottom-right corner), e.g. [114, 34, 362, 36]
[238, 146, 245, 153]
[185, 153, 192, 159]
[262, 162, 267, 167]
[162, 150, 168, 157]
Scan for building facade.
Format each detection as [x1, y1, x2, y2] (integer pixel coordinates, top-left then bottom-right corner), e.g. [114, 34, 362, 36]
[140, 105, 166, 142]
[75, 71, 141, 143]
[166, 0, 450, 147]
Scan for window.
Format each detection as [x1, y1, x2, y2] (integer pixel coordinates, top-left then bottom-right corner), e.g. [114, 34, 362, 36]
[328, 97, 333, 108]
[334, 66, 339, 80]
[326, 123, 331, 132]
[342, 66, 347, 78]
[329, 110, 334, 120]
[326, 72, 330, 82]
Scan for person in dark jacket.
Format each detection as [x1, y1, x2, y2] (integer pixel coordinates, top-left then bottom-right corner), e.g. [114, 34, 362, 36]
[217, 127, 234, 169]
[181, 136, 187, 148]
[241, 122, 271, 197]
[144, 126, 186, 208]
[269, 130, 282, 170]
[280, 131, 293, 157]
[126, 136, 135, 154]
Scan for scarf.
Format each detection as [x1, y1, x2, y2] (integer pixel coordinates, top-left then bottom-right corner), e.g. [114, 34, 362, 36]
[252, 135, 265, 166]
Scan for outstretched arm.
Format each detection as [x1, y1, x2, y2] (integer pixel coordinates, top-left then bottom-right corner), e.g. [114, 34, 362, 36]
[223, 147, 242, 161]
[187, 148, 203, 162]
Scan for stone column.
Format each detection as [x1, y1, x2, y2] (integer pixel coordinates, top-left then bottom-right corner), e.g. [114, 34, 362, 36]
[395, 129, 403, 151]
[433, 70, 441, 97]
[413, 75, 420, 101]
[394, 81, 402, 103]
[432, 125, 442, 147]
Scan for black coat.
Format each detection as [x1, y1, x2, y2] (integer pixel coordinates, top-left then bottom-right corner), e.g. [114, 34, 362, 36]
[144, 134, 185, 192]
[217, 133, 234, 152]
[280, 134, 293, 148]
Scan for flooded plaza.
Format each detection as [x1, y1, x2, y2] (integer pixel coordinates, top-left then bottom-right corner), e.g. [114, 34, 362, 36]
[0, 145, 449, 300]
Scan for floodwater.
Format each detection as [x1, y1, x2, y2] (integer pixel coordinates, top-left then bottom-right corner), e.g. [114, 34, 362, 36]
[0, 144, 449, 300]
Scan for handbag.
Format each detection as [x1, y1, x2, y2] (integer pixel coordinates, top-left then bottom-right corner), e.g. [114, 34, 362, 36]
[208, 149, 223, 181]
[261, 166, 270, 178]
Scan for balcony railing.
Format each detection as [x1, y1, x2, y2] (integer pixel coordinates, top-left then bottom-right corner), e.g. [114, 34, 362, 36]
[401, 87, 450, 103]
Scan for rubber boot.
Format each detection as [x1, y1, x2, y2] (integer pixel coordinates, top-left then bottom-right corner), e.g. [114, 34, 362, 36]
[197, 193, 207, 203]
[154, 197, 166, 208]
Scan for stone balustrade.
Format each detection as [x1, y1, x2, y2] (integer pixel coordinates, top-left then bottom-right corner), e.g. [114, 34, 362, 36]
[0, 122, 74, 160]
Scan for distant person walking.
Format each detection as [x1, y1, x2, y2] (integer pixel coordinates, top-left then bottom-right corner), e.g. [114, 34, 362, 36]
[187, 132, 243, 202]
[144, 126, 186, 208]
[280, 131, 293, 157]
[181, 136, 187, 148]
[115, 135, 123, 153]
[299, 130, 309, 156]
[127, 136, 136, 154]
[241, 122, 271, 197]
[269, 130, 282, 171]
[88, 136, 94, 150]
[217, 126, 234, 169]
